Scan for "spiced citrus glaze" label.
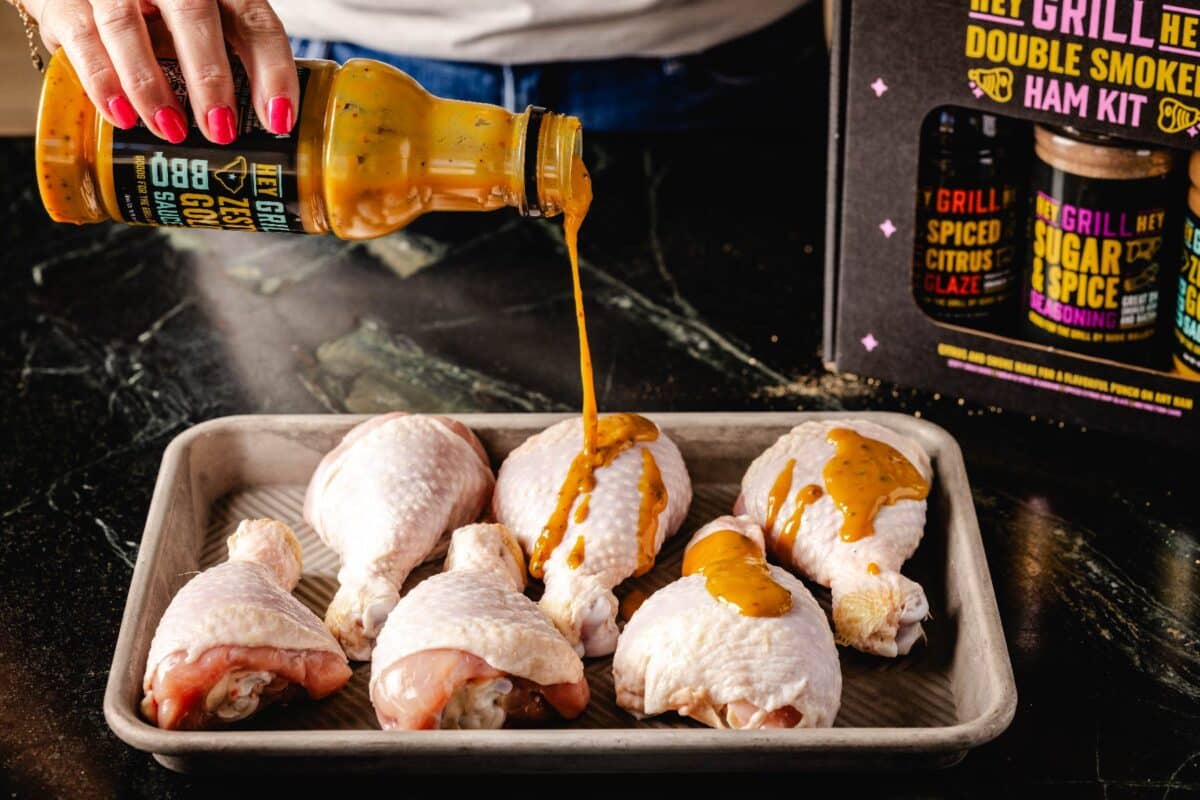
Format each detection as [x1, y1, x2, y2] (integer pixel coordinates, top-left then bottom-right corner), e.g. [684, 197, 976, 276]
[915, 183, 1019, 316]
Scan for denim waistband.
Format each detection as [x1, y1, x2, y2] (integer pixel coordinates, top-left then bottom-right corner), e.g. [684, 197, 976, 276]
[287, 4, 823, 132]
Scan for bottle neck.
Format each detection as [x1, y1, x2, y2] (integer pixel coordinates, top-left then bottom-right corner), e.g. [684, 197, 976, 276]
[517, 107, 585, 219]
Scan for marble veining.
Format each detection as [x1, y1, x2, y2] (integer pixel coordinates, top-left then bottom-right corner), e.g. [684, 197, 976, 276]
[0, 113, 1197, 799]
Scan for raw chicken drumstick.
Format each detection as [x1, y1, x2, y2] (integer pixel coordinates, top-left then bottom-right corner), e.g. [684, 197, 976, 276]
[492, 414, 691, 657]
[141, 519, 352, 730]
[737, 419, 932, 657]
[304, 413, 495, 660]
[614, 515, 841, 729]
[370, 523, 590, 730]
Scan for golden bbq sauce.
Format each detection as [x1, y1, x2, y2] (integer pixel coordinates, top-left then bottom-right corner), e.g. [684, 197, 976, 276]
[529, 156, 671, 582]
[634, 448, 668, 577]
[619, 588, 649, 621]
[529, 413, 660, 579]
[682, 530, 792, 618]
[774, 483, 823, 564]
[764, 458, 796, 533]
[567, 536, 586, 570]
[573, 495, 591, 524]
[36, 51, 585, 239]
[866, 562, 881, 575]
[822, 429, 930, 542]
[563, 155, 597, 455]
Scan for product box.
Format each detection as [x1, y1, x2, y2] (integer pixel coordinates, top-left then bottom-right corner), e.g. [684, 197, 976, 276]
[825, 0, 1200, 441]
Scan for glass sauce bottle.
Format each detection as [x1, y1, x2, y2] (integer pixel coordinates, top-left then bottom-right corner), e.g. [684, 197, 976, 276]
[913, 108, 1022, 330]
[35, 50, 587, 239]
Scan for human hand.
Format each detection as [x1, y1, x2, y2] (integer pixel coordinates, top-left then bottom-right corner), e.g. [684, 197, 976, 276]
[26, 0, 299, 144]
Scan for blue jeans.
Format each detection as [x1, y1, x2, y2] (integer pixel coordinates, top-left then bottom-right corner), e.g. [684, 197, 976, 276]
[290, 3, 821, 133]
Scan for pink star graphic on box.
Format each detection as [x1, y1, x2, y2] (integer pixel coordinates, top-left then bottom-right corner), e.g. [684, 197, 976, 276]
[861, 333, 879, 352]
[968, 80, 984, 98]
[879, 219, 897, 238]
[870, 77, 888, 97]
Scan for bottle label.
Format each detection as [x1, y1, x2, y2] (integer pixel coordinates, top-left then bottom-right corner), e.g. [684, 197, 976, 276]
[108, 60, 309, 234]
[1175, 209, 1200, 373]
[1024, 163, 1168, 350]
[913, 183, 1019, 318]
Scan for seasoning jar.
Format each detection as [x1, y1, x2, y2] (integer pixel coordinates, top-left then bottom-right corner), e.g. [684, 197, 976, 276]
[36, 51, 587, 240]
[1023, 125, 1177, 367]
[1173, 152, 1200, 379]
[913, 107, 1022, 328]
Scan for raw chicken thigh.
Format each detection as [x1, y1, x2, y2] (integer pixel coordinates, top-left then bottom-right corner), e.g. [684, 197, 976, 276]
[141, 519, 351, 730]
[492, 414, 691, 657]
[614, 515, 841, 729]
[370, 523, 589, 730]
[737, 419, 932, 657]
[304, 413, 494, 659]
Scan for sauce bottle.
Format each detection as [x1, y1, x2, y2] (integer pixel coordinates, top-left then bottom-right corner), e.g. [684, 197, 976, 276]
[1174, 152, 1200, 379]
[913, 107, 1022, 329]
[35, 50, 587, 239]
[1023, 125, 1177, 367]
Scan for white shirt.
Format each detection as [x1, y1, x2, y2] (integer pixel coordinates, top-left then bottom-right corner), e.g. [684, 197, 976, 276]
[272, 0, 807, 64]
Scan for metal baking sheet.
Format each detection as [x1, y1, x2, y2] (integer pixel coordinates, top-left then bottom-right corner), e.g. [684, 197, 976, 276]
[103, 412, 1016, 772]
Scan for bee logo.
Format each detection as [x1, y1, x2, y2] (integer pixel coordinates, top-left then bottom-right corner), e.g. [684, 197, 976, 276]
[214, 155, 248, 195]
[968, 67, 1013, 103]
[1157, 97, 1200, 135]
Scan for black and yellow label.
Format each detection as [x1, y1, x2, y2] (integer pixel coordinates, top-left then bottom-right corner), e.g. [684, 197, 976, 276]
[1175, 209, 1200, 372]
[1023, 163, 1169, 363]
[914, 182, 1019, 318]
[109, 60, 308, 234]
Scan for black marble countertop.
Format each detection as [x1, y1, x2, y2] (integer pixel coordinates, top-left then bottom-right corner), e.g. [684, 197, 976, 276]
[1, 119, 1197, 798]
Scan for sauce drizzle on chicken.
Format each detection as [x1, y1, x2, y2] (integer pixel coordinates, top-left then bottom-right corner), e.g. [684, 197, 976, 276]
[573, 494, 590, 524]
[764, 458, 795, 533]
[529, 155, 669, 580]
[682, 529, 791, 618]
[634, 448, 668, 576]
[567, 536, 585, 569]
[823, 428, 929, 542]
[530, 413, 660, 578]
[774, 483, 823, 564]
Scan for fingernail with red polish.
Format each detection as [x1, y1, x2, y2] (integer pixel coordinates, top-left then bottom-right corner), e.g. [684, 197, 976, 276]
[207, 106, 236, 145]
[267, 96, 293, 135]
[107, 95, 137, 129]
[153, 107, 188, 144]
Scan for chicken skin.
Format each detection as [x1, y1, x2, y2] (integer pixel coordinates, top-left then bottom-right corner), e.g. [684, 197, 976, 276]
[492, 414, 691, 657]
[613, 515, 841, 729]
[141, 519, 351, 730]
[370, 523, 589, 730]
[304, 413, 494, 660]
[737, 419, 932, 657]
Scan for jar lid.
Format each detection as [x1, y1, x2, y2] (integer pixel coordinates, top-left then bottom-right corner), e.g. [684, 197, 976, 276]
[1034, 124, 1176, 179]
